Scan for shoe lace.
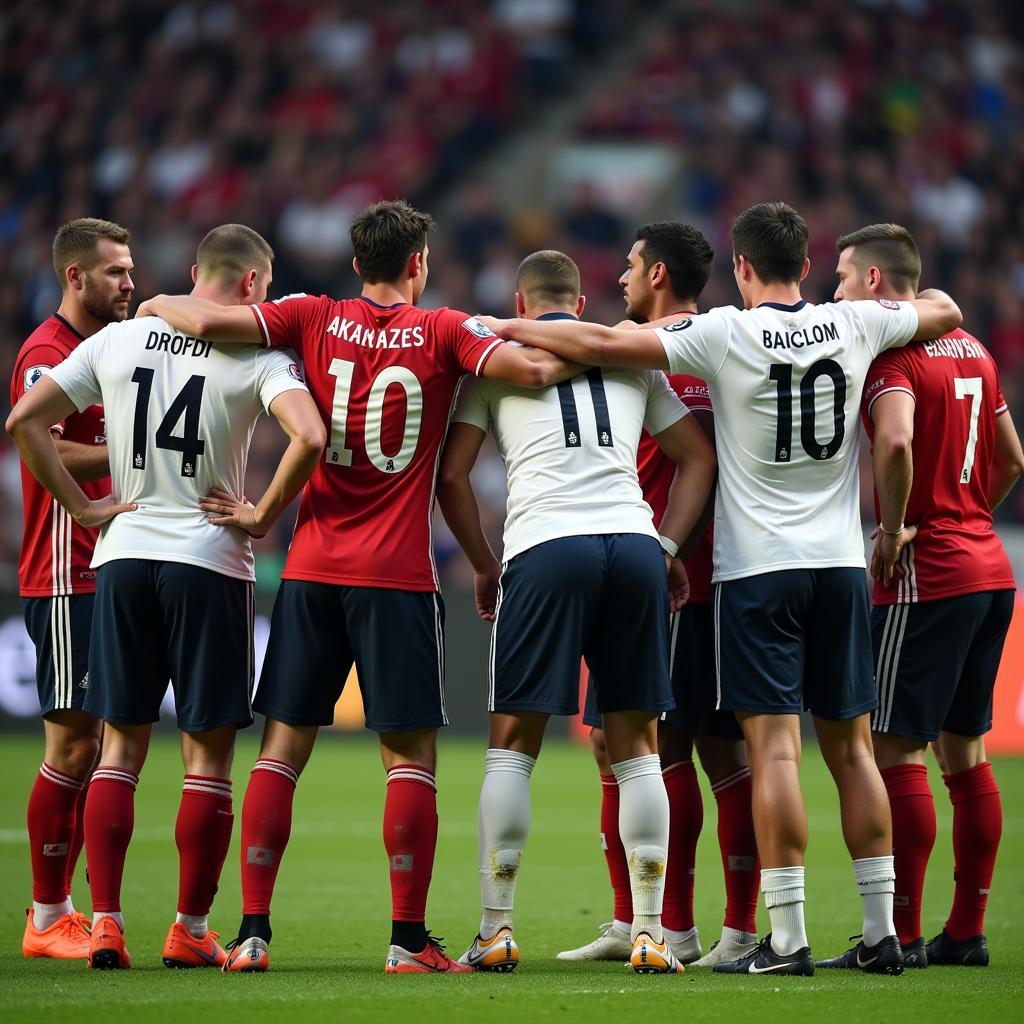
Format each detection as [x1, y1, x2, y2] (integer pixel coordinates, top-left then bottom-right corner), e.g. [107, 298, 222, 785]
[424, 931, 448, 952]
[224, 936, 243, 952]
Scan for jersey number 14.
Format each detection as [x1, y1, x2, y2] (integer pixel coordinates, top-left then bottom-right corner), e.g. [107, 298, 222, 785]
[130, 368, 206, 478]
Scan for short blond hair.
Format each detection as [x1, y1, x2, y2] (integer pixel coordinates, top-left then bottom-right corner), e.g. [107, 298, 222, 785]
[515, 250, 581, 307]
[196, 224, 274, 284]
[52, 217, 131, 286]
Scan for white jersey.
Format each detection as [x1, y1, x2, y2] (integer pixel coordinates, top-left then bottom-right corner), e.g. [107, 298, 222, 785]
[453, 332, 688, 561]
[653, 299, 919, 581]
[46, 316, 308, 581]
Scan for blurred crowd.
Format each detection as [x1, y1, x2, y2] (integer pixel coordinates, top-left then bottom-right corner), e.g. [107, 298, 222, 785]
[1, 0, 1022, 589]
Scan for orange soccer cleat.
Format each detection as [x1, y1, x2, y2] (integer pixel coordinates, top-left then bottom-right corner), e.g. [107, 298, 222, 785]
[162, 922, 228, 969]
[22, 908, 91, 959]
[385, 934, 474, 974]
[88, 915, 131, 970]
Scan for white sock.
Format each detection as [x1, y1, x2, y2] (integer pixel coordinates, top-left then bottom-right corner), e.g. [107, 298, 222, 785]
[761, 866, 807, 955]
[721, 925, 757, 945]
[478, 748, 535, 937]
[664, 925, 698, 944]
[176, 912, 209, 938]
[32, 898, 73, 931]
[612, 754, 669, 943]
[612, 918, 632, 934]
[853, 856, 896, 947]
[93, 911, 124, 932]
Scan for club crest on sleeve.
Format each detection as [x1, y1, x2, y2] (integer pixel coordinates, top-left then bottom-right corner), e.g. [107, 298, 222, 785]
[24, 365, 50, 391]
[663, 318, 693, 332]
[878, 299, 900, 310]
[462, 316, 496, 339]
[287, 363, 304, 381]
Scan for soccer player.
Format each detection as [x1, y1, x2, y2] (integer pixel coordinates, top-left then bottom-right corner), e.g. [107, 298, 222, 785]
[474, 202, 963, 976]
[558, 223, 759, 968]
[437, 249, 717, 974]
[7, 224, 324, 970]
[13, 218, 134, 959]
[136, 200, 576, 974]
[827, 223, 1022, 969]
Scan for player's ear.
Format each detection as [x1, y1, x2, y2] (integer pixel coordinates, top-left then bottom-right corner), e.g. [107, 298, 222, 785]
[650, 260, 665, 287]
[191, 264, 199, 285]
[576, 294, 586, 316]
[66, 263, 83, 292]
[243, 269, 258, 297]
[352, 256, 361, 278]
[868, 266, 882, 294]
[799, 257, 810, 283]
[515, 291, 526, 317]
[408, 250, 423, 280]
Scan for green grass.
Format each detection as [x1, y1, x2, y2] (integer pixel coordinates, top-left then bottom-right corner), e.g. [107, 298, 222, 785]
[1, 734, 1021, 1022]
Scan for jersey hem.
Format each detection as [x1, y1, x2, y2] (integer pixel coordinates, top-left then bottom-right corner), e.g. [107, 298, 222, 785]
[19, 585, 98, 598]
[502, 526, 659, 563]
[279, 569, 438, 592]
[872, 579, 1017, 607]
[712, 557, 866, 582]
[92, 552, 256, 582]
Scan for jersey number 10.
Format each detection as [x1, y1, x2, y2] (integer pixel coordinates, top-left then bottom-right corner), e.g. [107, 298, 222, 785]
[769, 359, 847, 462]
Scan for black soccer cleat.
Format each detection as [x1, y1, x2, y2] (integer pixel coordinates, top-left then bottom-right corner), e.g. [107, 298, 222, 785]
[815, 934, 904, 975]
[901, 937, 927, 968]
[713, 934, 814, 976]
[925, 929, 989, 966]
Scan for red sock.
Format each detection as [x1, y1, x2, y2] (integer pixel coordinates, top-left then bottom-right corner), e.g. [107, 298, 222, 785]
[712, 767, 759, 935]
[383, 765, 437, 922]
[84, 766, 139, 913]
[880, 762, 935, 944]
[599, 773, 632, 924]
[66, 778, 90, 897]
[27, 763, 86, 904]
[176, 776, 233, 916]
[240, 759, 298, 915]
[662, 761, 702, 933]
[943, 762, 1002, 941]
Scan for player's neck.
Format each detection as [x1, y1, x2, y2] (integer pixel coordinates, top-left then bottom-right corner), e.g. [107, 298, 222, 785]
[55, 295, 103, 338]
[745, 281, 803, 309]
[361, 281, 414, 307]
[649, 295, 697, 320]
[191, 283, 240, 306]
[877, 289, 916, 302]
[525, 304, 578, 320]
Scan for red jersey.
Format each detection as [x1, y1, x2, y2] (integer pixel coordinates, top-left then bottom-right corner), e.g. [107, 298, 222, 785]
[861, 328, 1015, 606]
[11, 315, 108, 597]
[252, 294, 504, 590]
[636, 374, 714, 605]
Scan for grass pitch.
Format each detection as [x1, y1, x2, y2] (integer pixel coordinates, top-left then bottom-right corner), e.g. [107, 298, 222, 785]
[0, 733, 1021, 1023]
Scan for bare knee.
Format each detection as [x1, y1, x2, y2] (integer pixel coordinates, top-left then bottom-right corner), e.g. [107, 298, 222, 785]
[936, 732, 987, 775]
[589, 727, 610, 774]
[182, 725, 238, 777]
[695, 735, 747, 784]
[488, 713, 547, 760]
[258, 718, 318, 775]
[872, 731, 928, 771]
[380, 727, 437, 773]
[99, 724, 152, 776]
[658, 723, 694, 768]
[43, 712, 102, 779]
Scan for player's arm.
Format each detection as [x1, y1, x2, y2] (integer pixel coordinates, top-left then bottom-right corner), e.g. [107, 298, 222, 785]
[436, 423, 501, 621]
[987, 409, 1024, 510]
[868, 391, 917, 585]
[675, 409, 716, 562]
[481, 343, 586, 388]
[135, 295, 263, 344]
[907, 289, 962, 343]
[6, 377, 135, 527]
[478, 316, 669, 370]
[652, 414, 717, 557]
[53, 436, 109, 483]
[201, 390, 325, 539]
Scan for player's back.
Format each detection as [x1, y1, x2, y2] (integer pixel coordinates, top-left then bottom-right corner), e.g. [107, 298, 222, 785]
[457, 348, 686, 562]
[656, 298, 919, 580]
[863, 328, 1014, 604]
[48, 316, 302, 581]
[252, 293, 505, 591]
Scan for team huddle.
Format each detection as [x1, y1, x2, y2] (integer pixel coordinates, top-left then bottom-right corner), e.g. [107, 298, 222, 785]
[8, 199, 1019, 977]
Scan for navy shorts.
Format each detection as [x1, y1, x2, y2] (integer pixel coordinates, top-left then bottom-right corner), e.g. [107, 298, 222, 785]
[714, 568, 875, 719]
[23, 595, 94, 717]
[872, 589, 1015, 740]
[490, 534, 673, 718]
[583, 603, 743, 739]
[254, 580, 447, 733]
[85, 559, 255, 733]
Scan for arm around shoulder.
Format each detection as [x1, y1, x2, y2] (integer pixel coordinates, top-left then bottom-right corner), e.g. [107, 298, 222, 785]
[910, 289, 962, 342]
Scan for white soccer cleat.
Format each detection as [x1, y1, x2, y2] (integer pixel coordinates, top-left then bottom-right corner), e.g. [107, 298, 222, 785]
[457, 927, 519, 972]
[690, 934, 759, 968]
[556, 921, 633, 961]
[668, 930, 703, 965]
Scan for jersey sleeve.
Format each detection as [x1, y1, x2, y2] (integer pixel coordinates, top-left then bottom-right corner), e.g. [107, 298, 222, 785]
[438, 310, 505, 376]
[251, 294, 327, 354]
[451, 375, 491, 432]
[673, 374, 713, 414]
[653, 308, 730, 380]
[995, 376, 1008, 417]
[255, 347, 311, 412]
[852, 299, 919, 357]
[44, 334, 103, 414]
[862, 350, 915, 421]
[14, 343, 70, 434]
[643, 370, 690, 436]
